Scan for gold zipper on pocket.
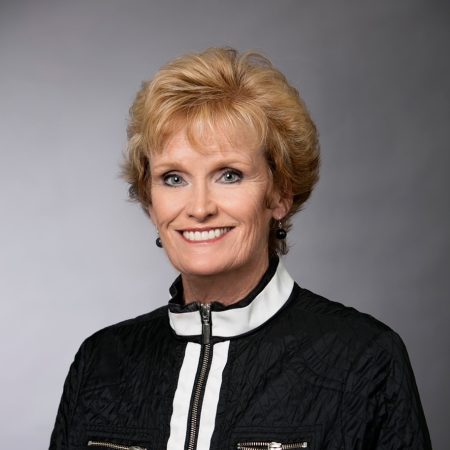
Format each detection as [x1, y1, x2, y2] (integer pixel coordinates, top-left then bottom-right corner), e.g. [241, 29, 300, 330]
[237, 441, 308, 450]
[87, 440, 147, 450]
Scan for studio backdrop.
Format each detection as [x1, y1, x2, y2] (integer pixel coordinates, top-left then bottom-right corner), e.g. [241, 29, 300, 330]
[0, 1, 448, 449]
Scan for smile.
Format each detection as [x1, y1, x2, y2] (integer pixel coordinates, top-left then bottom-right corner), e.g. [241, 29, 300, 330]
[181, 227, 232, 242]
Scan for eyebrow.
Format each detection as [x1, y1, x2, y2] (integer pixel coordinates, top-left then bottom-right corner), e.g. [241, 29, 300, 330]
[151, 158, 254, 174]
[151, 162, 186, 173]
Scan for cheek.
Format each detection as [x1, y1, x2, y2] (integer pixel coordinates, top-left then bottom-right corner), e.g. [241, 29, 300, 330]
[226, 190, 272, 233]
[150, 189, 185, 225]
[246, 192, 273, 241]
[249, 210, 272, 239]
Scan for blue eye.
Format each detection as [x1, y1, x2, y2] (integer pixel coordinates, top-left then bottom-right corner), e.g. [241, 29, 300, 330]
[219, 169, 242, 184]
[163, 173, 186, 187]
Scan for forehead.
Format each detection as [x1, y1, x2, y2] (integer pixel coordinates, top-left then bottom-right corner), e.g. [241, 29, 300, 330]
[159, 123, 264, 159]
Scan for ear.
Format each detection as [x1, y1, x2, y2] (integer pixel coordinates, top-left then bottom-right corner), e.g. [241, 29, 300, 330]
[269, 188, 293, 221]
[147, 204, 156, 226]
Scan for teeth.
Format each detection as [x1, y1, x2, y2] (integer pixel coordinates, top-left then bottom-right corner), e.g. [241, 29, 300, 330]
[183, 227, 231, 242]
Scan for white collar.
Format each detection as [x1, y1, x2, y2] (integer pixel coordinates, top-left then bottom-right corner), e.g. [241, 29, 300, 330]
[168, 259, 295, 339]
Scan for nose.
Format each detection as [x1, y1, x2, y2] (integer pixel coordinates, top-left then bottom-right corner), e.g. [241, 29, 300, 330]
[186, 181, 218, 221]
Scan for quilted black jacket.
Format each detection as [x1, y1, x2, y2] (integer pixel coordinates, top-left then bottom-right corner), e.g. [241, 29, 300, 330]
[50, 258, 431, 450]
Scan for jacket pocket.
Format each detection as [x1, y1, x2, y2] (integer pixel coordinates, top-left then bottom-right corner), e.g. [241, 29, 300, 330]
[87, 439, 147, 450]
[84, 427, 160, 450]
[236, 440, 308, 449]
[231, 426, 319, 450]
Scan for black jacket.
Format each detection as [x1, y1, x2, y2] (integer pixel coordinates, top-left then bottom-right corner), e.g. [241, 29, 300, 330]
[50, 259, 431, 449]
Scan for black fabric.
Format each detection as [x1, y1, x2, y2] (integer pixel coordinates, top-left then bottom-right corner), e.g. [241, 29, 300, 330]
[50, 277, 432, 449]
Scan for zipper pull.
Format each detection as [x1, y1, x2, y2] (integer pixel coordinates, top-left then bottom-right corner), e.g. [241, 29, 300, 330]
[199, 303, 211, 345]
[269, 443, 282, 450]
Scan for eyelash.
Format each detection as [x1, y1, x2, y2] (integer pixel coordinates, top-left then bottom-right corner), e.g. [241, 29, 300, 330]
[162, 169, 243, 187]
[163, 173, 186, 187]
[219, 169, 242, 184]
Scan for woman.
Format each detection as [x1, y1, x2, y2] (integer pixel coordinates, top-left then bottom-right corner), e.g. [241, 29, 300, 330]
[50, 48, 431, 449]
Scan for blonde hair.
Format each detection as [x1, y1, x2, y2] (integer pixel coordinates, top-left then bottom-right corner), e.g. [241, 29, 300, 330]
[123, 47, 320, 255]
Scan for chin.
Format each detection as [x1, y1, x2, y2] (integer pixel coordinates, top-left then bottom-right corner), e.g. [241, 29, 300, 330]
[175, 257, 237, 278]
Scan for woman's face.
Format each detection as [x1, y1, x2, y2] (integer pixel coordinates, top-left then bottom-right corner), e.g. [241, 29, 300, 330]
[148, 128, 289, 279]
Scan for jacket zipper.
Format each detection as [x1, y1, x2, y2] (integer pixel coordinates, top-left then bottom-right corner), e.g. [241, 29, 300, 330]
[87, 440, 146, 450]
[186, 303, 212, 450]
[237, 442, 308, 449]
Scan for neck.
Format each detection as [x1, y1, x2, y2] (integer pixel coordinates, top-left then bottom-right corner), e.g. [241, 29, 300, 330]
[182, 256, 270, 306]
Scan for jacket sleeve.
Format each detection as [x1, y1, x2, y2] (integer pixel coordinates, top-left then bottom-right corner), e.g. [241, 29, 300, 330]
[49, 340, 88, 450]
[366, 332, 432, 450]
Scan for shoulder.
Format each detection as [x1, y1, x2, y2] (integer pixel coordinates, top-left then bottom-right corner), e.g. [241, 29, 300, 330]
[90, 303, 168, 338]
[65, 305, 171, 390]
[291, 284, 400, 344]
[284, 288, 430, 445]
[76, 305, 170, 364]
[285, 284, 411, 386]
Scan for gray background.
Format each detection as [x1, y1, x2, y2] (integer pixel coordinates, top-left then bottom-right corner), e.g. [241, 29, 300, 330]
[0, 0, 448, 448]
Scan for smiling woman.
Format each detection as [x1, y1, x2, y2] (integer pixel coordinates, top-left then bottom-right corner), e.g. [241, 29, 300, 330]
[124, 48, 319, 258]
[148, 128, 289, 302]
[49, 48, 431, 450]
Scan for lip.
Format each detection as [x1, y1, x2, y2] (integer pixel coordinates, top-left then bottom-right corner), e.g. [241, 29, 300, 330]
[178, 226, 234, 243]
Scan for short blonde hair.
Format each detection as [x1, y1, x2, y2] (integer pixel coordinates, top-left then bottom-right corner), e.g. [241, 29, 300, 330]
[123, 47, 320, 255]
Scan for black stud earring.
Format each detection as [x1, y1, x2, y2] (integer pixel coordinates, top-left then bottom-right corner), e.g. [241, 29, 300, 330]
[155, 231, 163, 248]
[275, 220, 287, 240]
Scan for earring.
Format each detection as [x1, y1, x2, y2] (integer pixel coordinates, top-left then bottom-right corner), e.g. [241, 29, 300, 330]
[275, 220, 287, 240]
[155, 230, 163, 248]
